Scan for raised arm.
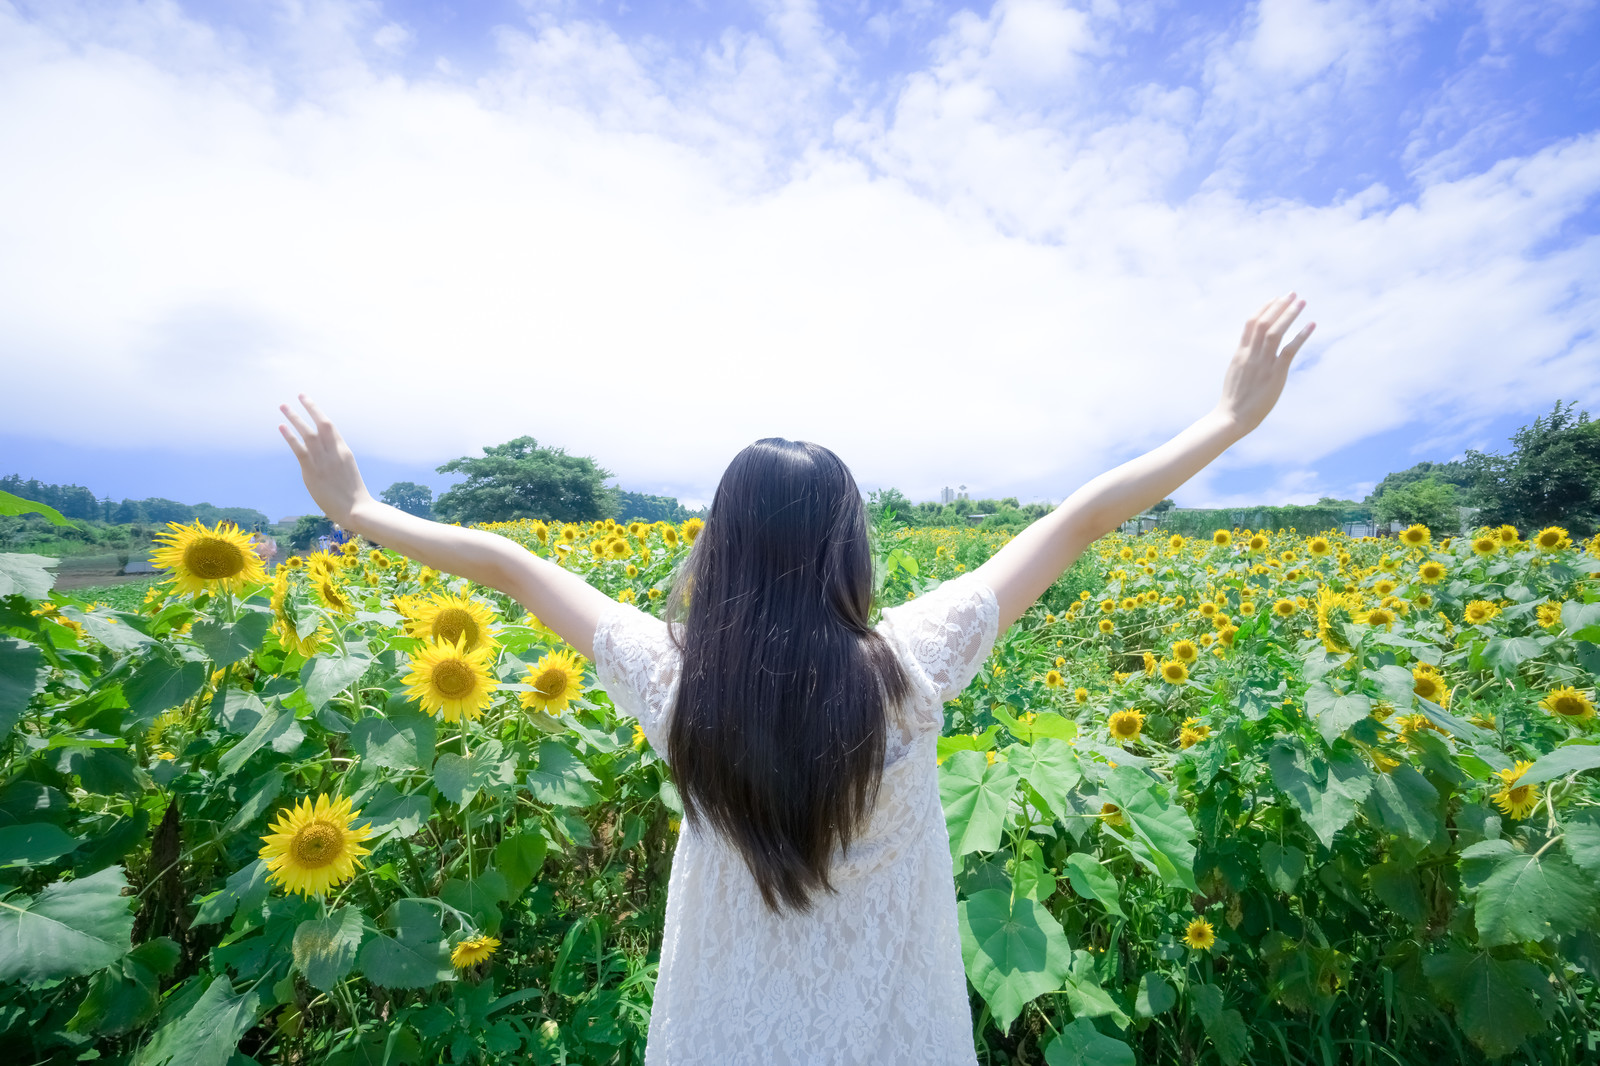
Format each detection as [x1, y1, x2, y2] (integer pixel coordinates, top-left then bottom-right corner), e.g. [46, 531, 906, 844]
[277, 397, 614, 659]
[974, 293, 1315, 632]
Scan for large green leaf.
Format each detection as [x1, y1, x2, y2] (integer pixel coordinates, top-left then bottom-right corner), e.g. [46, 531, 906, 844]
[1260, 841, 1306, 894]
[1191, 984, 1251, 1066]
[133, 975, 269, 1066]
[1064, 852, 1124, 918]
[1519, 743, 1600, 786]
[526, 740, 601, 808]
[957, 887, 1072, 1032]
[192, 858, 270, 927]
[218, 700, 304, 776]
[293, 905, 367, 992]
[1005, 737, 1080, 818]
[358, 783, 433, 839]
[0, 822, 79, 868]
[440, 869, 509, 935]
[1363, 664, 1417, 711]
[1044, 1018, 1134, 1066]
[350, 708, 437, 772]
[0, 491, 73, 527]
[358, 900, 454, 988]
[1268, 737, 1374, 849]
[300, 651, 373, 711]
[1368, 764, 1440, 845]
[0, 636, 47, 733]
[1369, 859, 1425, 924]
[434, 739, 516, 807]
[123, 658, 207, 730]
[1136, 971, 1176, 1018]
[1103, 766, 1198, 893]
[495, 831, 549, 898]
[1424, 948, 1549, 1058]
[68, 937, 180, 1037]
[1563, 809, 1600, 877]
[0, 864, 134, 982]
[0, 552, 58, 598]
[1305, 681, 1370, 743]
[190, 611, 272, 668]
[1481, 636, 1547, 677]
[1460, 838, 1598, 946]
[939, 749, 1020, 857]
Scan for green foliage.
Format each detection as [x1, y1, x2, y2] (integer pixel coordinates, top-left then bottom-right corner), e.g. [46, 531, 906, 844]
[1365, 459, 1475, 503]
[1372, 475, 1462, 533]
[1466, 400, 1600, 536]
[380, 480, 434, 518]
[434, 436, 616, 524]
[0, 488, 75, 527]
[613, 489, 699, 523]
[288, 514, 333, 551]
[1159, 503, 1346, 537]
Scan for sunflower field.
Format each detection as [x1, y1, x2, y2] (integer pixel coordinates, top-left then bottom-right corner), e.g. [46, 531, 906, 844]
[1, 513, 1598, 1064]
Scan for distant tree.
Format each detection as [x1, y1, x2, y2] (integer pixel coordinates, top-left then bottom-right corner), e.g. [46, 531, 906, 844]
[433, 437, 616, 525]
[614, 490, 695, 523]
[192, 503, 270, 529]
[290, 515, 334, 552]
[143, 498, 194, 525]
[1151, 498, 1175, 514]
[866, 488, 915, 523]
[381, 481, 434, 519]
[1372, 477, 1461, 534]
[1364, 460, 1474, 505]
[1465, 401, 1600, 536]
[112, 499, 143, 525]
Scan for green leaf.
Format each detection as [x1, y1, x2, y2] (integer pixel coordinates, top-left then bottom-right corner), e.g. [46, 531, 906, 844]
[1044, 1018, 1134, 1066]
[359, 784, 433, 839]
[358, 900, 454, 988]
[299, 651, 372, 711]
[0, 552, 58, 598]
[1368, 764, 1440, 845]
[957, 888, 1072, 1032]
[1563, 809, 1600, 877]
[1364, 664, 1417, 710]
[939, 749, 1020, 857]
[123, 658, 207, 731]
[1460, 838, 1598, 946]
[1560, 600, 1600, 637]
[0, 491, 74, 527]
[218, 700, 303, 777]
[0, 822, 79, 868]
[192, 859, 270, 927]
[293, 906, 366, 992]
[1268, 737, 1375, 849]
[494, 831, 548, 899]
[936, 725, 1000, 764]
[1063, 949, 1130, 1026]
[1482, 635, 1547, 677]
[1260, 841, 1306, 894]
[1190, 985, 1250, 1065]
[68, 937, 179, 1037]
[0, 636, 47, 734]
[190, 612, 272, 668]
[1369, 860, 1425, 924]
[1064, 852, 1124, 918]
[526, 740, 601, 808]
[1519, 744, 1600, 786]
[133, 975, 269, 1066]
[1306, 681, 1371, 743]
[75, 609, 155, 652]
[1136, 972, 1176, 1018]
[0, 865, 134, 983]
[350, 709, 436, 772]
[434, 739, 516, 807]
[440, 869, 508, 935]
[1005, 737, 1080, 817]
[1104, 766, 1199, 893]
[1424, 948, 1549, 1058]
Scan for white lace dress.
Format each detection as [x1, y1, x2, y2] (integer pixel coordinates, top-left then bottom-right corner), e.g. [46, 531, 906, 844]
[593, 572, 1001, 1066]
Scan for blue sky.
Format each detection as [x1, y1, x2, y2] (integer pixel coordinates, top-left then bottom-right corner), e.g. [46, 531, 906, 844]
[1, 0, 1597, 519]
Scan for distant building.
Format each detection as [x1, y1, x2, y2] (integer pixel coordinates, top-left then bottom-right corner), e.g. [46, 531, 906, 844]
[279, 515, 304, 526]
[940, 487, 954, 504]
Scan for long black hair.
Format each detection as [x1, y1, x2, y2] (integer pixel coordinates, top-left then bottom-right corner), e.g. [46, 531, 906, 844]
[662, 438, 912, 916]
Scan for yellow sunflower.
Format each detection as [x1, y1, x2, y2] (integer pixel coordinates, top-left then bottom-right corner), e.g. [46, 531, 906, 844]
[1098, 619, 1115, 634]
[258, 794, 373, 897]
[1044, 670, 1065, 689]
[1169, 534, 1185, 551]
[1534, 526, 1570, 552]
[520, 648, 587, 716]
[1074, 687, 1090, 703]
[681, 518, 704, 544]
[1172, 639, 1198, 663]
[1099, 598, 1116, 614]
[408, 593, 499, 652]
[1273, 598, 1296, 618]
[1160, 660, 1188, 685]
[1357, 606, 1396, 629]
[1212, 529, 1232, 547]
[1496, 524, 1519, 545]
[1491, 761, 1539, 820]
[1471, 535, 1498, 557]
[1108, 709, 1145, 743]
[1184, 918, 1216, 951]
[451, 934, 500, 969]
[403, 637, 499, 722]
[1462, 600, 1499, 626]
[1537, 601, 1563, 629]
[1307, 536, 1331, 557]
[1540, 686, 1594, 722]
[149, 520, 268, 596]
[1098, 802, 1126, 828]
[1400, 524, 1430, 547]
[1411, 665, 1450, 707]
[1178, 727, 1203, 748]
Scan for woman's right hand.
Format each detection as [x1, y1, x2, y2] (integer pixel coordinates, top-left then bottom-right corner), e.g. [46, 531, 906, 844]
[1214, 293, 1314, 436]
[277, 394, 376, 527]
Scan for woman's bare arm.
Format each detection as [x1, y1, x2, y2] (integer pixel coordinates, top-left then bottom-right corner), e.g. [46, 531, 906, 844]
[973, 293, 1315, 633]
[277, 397, 614, 659]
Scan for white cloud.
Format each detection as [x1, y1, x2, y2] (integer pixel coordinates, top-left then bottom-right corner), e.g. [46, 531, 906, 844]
[0, 0, 1596, 512]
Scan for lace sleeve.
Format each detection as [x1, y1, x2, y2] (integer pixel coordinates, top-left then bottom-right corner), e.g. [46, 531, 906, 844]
[592, 601, 680, 755]
[877, 573, 1001, 708]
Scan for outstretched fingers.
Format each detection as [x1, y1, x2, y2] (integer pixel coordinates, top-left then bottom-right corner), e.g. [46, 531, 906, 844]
[1279, 322, 1316, 365]
[278, 422, 309, 460]
[1264, 298, 1306, 351]
[280, 402, 316, 445]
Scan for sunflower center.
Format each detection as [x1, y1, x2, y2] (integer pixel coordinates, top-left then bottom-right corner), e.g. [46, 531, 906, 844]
[1508, 784, 1532, 802]
[1552, 695, 1585, 716]
[291, 821, 344, 869]
[183, 537, 247, 580]
[432, 659, 477, 699]
[432, 608, 480, 650]
[1414, 677, 1441, 700]
[535, 667, 569, 699]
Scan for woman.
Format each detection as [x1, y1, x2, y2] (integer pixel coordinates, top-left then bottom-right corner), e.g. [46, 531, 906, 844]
[279, 294, 1312, 1064]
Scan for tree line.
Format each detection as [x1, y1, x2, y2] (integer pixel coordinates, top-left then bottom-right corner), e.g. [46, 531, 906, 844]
[0, 476, 270, 529]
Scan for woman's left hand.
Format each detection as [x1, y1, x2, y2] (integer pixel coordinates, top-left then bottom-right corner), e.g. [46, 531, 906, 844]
[278, 394, 375, 526]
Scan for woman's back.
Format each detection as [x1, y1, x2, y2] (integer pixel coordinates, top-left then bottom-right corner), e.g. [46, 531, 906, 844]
[595, 572, 1000, 1066]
